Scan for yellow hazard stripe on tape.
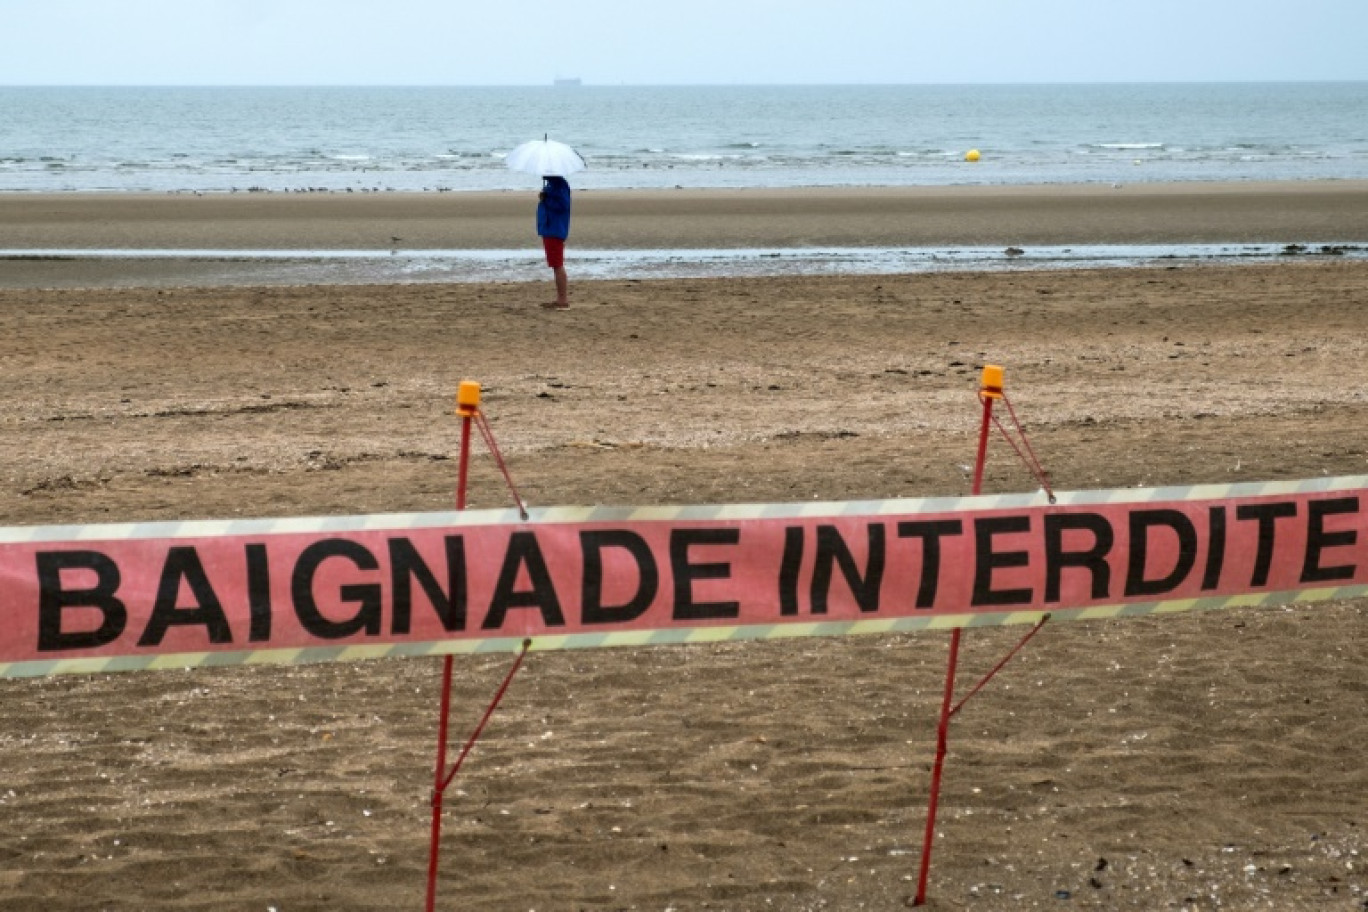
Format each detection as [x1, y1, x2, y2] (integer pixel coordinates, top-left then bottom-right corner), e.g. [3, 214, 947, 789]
[5, 475, 1365, 546]
[4, 581, 1364, 678]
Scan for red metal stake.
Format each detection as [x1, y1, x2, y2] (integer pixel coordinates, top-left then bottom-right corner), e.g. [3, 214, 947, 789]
[915, 625, 962, 904]
[425, 653, 456, 912]
[425, 384, 479, 912]
[424, 638, 530, 912]
[456, 412, 473, 512]
[914, 369, 1001, 906]
[970, 390, 995, 498]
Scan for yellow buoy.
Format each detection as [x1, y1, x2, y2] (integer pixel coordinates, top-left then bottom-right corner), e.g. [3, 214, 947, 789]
[965, 148, 981, 162]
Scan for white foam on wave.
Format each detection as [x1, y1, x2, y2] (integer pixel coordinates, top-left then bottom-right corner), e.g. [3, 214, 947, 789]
[1095, 142, 1165, 151]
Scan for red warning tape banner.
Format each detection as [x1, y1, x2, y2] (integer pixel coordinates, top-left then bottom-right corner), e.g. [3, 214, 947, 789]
[2, 476, 1365, 677]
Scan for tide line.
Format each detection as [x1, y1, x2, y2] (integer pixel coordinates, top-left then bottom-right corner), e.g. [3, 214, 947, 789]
[2, 242, 1363, 285]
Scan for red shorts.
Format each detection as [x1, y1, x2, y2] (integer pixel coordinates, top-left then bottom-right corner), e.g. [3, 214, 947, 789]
[542, 236, 565, 268]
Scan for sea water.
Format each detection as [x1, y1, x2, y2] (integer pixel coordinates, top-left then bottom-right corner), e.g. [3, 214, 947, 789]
[3, 83, 1367, 193]
[3, 83, 1367, 281]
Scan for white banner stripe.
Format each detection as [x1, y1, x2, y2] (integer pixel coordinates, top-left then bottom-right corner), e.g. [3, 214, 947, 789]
[3, 579, 1364, 680]
[6, 476, 1364, 545]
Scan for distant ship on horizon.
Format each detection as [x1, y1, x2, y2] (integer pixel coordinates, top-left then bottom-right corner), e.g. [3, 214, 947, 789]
[553, 77, 582, 87]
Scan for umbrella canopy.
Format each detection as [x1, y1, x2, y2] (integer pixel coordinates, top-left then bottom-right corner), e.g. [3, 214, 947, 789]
[506, 137, 586, 177]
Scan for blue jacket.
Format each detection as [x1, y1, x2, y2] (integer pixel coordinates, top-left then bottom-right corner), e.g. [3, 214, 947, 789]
[536, 176, 572, 240]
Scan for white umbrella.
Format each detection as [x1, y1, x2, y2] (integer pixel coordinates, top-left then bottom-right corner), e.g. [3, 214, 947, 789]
[506, 136, 586, 177]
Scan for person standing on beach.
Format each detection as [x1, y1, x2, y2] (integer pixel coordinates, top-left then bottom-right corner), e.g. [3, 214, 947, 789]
[537, 175, 572, 309]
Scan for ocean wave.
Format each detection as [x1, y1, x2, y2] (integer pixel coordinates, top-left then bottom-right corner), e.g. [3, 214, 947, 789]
[1092, 142, 1166, 151]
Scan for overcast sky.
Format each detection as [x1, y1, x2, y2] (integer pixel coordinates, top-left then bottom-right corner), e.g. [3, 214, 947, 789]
[2, 0, 1365, 86]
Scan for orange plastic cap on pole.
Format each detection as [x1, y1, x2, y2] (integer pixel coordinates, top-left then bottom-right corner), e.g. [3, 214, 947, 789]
[456, 380, 482, 417]
[980, 364, 1004, 399]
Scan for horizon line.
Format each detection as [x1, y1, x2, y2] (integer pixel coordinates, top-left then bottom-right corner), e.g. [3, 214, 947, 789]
[3, 78, 1367, 89]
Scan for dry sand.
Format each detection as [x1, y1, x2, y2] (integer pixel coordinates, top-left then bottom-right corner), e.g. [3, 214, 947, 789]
[0, 185, 1366, 911]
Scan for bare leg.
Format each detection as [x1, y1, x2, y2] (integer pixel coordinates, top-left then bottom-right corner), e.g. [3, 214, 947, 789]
[553, 266, 568, 306]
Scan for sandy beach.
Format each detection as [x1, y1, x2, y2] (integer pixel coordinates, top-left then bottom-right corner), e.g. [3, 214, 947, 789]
[1, 183, 1366, 911]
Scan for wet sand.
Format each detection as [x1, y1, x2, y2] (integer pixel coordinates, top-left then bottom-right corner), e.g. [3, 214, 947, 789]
[0, 184, 1366, 910]
[3, 181, 1368, 254]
